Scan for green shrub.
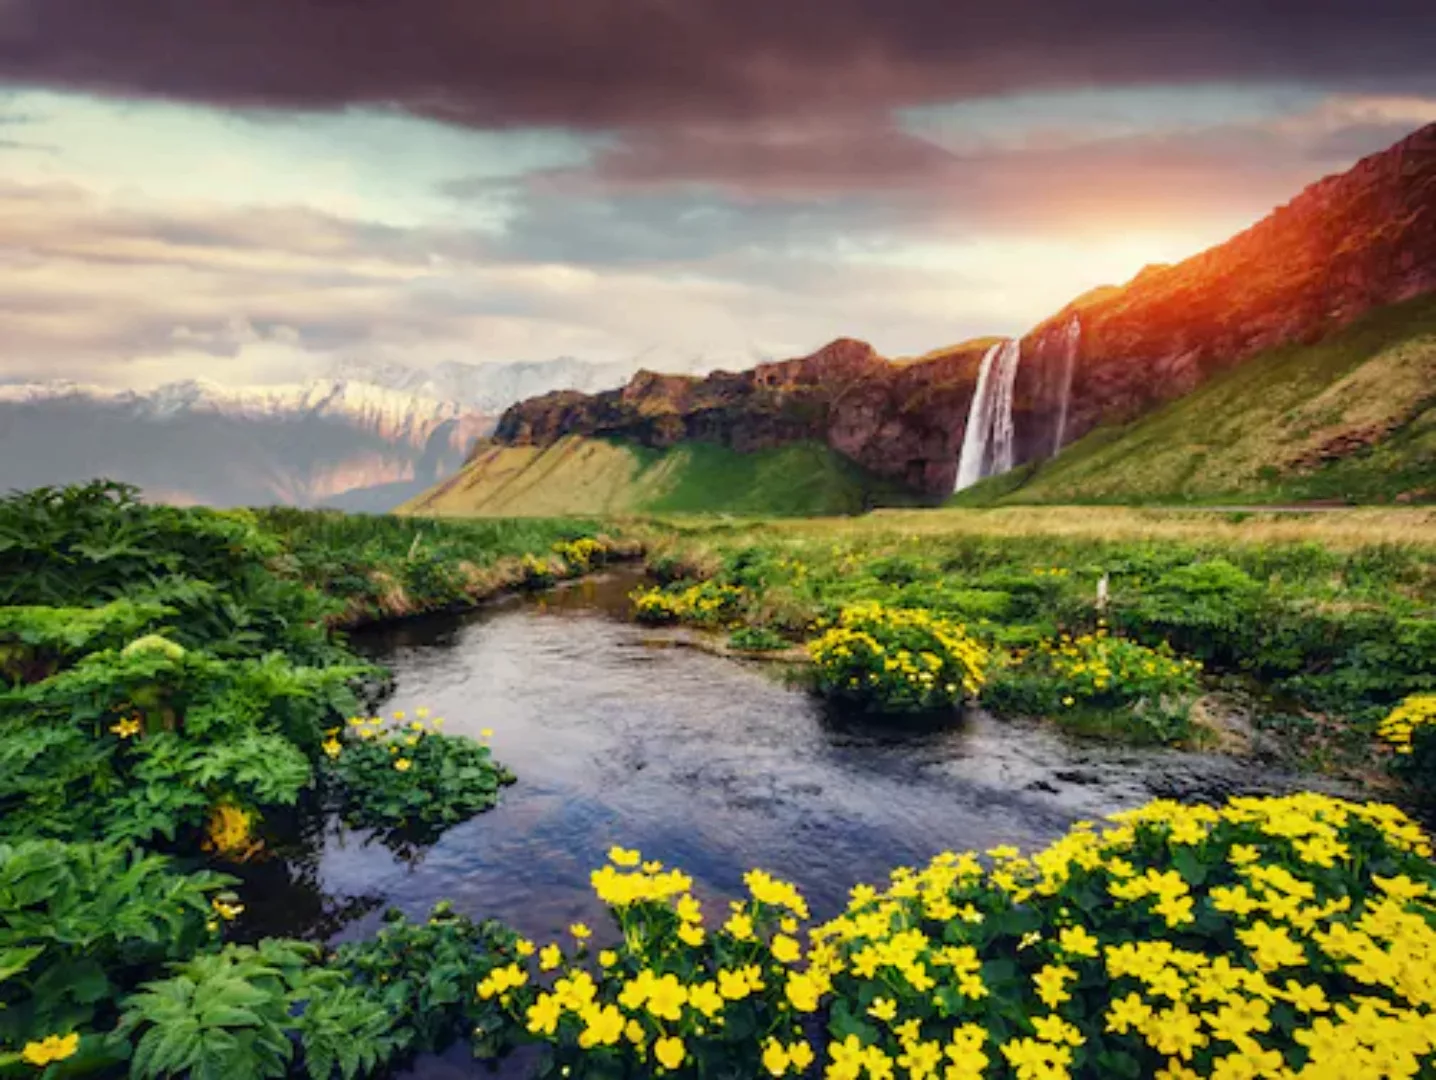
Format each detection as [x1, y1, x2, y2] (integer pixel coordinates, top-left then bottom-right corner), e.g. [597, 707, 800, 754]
[808, 603, 989, 714]
[986, 630, 1202, 744]
[325, 710, 514, 841]
[328, 904, 523, 1061]
[727, 626, 790, 652]
[0, 839, 231, 1058]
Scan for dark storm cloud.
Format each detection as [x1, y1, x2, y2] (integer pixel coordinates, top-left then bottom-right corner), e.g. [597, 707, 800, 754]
[2, 1, 1434, 129]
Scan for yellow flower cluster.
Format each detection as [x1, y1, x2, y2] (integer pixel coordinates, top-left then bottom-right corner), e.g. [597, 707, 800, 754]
[338, 707, 447, 769]
[630, 582, 746, 625]
[1041, 630, 1200, 697]
[553, 537, 608, 572]
[201, 800, 262, 861]
[809, 603, 989, 712]
[480, 793, 1436, 1080]
[1377, 693, 1436, 754]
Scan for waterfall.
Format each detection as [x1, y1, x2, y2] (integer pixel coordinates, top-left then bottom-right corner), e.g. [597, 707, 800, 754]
[1051, 315, 1081, 455]
[954, 338, 1021, 491]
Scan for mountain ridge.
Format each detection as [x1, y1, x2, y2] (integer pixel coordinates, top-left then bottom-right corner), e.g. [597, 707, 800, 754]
[465, 121, 1436, 507]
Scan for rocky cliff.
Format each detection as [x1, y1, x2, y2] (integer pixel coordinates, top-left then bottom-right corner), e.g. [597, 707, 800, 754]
[489, 122, 1436, 498]
[1014, 121, 1436, 463]
[495, 338, 998, 494]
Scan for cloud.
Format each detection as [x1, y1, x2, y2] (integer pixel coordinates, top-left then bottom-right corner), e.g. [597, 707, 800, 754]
[2, 1, 1434, 132]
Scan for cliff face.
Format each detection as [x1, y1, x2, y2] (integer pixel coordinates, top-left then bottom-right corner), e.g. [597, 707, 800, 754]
[490, 122, 1436, 498]
[495, 338, 996, 495]
[1016, 122, 1436, 458]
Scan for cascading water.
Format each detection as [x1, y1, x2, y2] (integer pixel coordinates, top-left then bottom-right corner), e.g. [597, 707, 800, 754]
[954, 338, 1021, 491]
[1051, 315, 1081, 455]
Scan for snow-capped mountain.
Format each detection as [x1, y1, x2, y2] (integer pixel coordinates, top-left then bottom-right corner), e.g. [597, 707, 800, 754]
[0, 378, 495, 510]
[326, 352, 757, 412]
[0, 350, 774, 510]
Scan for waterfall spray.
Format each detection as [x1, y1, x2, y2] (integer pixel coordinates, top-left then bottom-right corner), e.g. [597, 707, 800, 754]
[954, 339, 1022, 492]
[1051, 315, 1081, 456]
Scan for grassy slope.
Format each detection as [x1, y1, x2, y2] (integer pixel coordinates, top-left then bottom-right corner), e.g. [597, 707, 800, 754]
[400, 436, 917, 517]
[967, 292, 1436, 506]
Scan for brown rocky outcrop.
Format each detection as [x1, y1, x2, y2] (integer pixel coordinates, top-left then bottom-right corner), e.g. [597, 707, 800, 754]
[491, 123, 1436, 498]
[494, 338, 996, 494]
[1015, 122, 1436, 460]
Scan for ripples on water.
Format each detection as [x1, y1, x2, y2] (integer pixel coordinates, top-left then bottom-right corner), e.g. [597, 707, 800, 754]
[237, 569, 1339, 1076]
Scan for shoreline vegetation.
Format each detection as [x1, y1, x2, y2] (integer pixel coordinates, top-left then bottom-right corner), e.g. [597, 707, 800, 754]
[2, 482, 1434, 1079]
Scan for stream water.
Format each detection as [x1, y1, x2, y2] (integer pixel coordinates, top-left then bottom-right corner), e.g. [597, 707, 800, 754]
[239, 568, 1346, 1076]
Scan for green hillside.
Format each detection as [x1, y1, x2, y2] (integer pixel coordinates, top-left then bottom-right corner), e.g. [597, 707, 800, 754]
[963, 292, 1436, 506]
[401, 436, 919, 517]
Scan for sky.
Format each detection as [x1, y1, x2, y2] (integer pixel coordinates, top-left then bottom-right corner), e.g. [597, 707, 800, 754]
[2, 1, 1436, 390]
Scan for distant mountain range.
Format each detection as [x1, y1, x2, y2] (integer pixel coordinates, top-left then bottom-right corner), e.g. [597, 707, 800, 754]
[0, 354, 733, 510]
[327, 353, 723, 414]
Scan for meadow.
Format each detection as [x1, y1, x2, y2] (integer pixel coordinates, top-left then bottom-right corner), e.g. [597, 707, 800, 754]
[3, 485, 1435, 1080]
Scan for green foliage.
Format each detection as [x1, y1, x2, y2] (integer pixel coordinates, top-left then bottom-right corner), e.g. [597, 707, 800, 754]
[326, 713, 515, 842]
[808, 603, 990, 714]
[0, 839, 229, 1052]
[327, 904, 523, 1059]
[0, 600, 175, 685]
[291, 986, 396, 1080]
[669, 524, 1435, 743]
[986, 630, 1203, 744]
[727, 626, 789, 652]
[120, 940, 318, 1080]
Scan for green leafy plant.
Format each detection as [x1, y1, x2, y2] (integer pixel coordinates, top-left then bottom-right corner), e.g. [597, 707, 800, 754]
[326, 711, 514, 841]
[327, 903, 523, 1060]
[119, 940, 317, 1080]
[986, 629, 1203, 744]
[727, 626, 790, 652]
[0, 839, 230, 1054]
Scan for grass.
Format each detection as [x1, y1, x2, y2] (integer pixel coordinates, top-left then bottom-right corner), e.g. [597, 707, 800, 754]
[401, 436, 918, 518]
[973, 292, 1436, 506]
[255, 506, 640, 625]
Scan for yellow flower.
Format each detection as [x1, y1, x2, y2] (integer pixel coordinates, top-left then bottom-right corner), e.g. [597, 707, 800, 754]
[654, 1036, 686, 1070]
[321, 738, 342, 759]
[480, 727, 494, 738]
[393, 710, 406, 720]
[211, 896, 245, 921]
[110, 716, 143, 738]
[1058, 925, 1099, 958]
[515, 938, 535, 957]
[599, 949, 618, 968]
[677, 922, 705, 947]
[763, 1038, 790, 1076]
[868, 997, 898, 1022]
[539, 944, 563, 971]
[724, 912, 754, 941]
[526, 994, 561, 1036]
[570, 922, 592, 942]
[770, 933, 801, 964]
[22, 1033, 80, 1066]
[608, 846, 641, 867]
[393, 758, 412, 772]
